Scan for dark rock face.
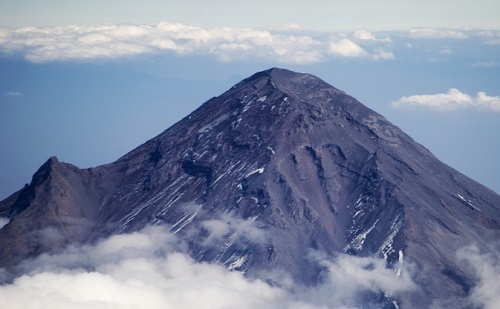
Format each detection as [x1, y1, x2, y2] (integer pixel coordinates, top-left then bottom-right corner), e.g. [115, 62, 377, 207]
[1, 68, 499, 307]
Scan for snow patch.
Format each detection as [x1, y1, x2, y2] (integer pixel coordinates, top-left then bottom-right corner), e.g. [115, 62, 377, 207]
[0, 217, 9, 229]
[226, 254, 248, 271]
[242, 96, 266, 113]
[355, 196, 363, 208]
[395, 250, 404, 277]
[346, 219, 379, 252]
[246, 167, 265, 178]
[198, 112, 236, 133]
[170, 205, 202, 234]
[353, 209, 364, 219]
[212, 170, 231, 185]
[457, 193, 481, 211]
[379, 215, 403, 261]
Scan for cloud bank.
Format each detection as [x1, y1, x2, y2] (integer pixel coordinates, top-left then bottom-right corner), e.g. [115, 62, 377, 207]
[392, 88, 500, 112]
[0, 225, 416, 309]
[1, 23, 496, 64]
[0, 23, 396, 64]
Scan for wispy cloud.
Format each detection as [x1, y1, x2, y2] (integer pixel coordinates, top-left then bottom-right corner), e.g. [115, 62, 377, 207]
[470, 61, 497, 68]
[4, 91, 23, 96]
[200, 213, 267, 246]
[408, 28, 468, 39]
[392, 88, 500, 112]
[473, 30, 500, 45]
[0, 224, 416, 309]
[456, 244, 500, 309]
[0, 23, 395, 64]
[485, 38, 500, 45]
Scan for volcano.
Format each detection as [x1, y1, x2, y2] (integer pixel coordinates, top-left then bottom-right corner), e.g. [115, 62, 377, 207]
[1, 68, 499, 308]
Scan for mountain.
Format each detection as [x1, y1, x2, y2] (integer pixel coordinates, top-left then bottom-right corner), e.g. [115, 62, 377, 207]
[1, 68, 499, 308]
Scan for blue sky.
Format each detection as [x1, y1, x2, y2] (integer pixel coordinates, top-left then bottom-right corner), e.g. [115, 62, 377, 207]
[0, 1, 499, 199]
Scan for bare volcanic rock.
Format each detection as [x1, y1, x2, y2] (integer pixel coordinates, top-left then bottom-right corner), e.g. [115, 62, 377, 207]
[1, 68, 499, 308]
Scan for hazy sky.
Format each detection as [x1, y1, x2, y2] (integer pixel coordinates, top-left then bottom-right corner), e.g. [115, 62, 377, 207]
[1, 0, 499, 30]
[0, 2, 499, 199]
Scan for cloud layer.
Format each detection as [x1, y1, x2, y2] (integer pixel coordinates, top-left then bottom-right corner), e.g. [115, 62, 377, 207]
[393, 88, 500, 112]
[0, 22, 497, 65]
[408, 28, 469, 39]
[1, 23, 497, 64]
[0, 225, 416, 309]
[0, 23, 396, 64]
[1, 220, 498, 308]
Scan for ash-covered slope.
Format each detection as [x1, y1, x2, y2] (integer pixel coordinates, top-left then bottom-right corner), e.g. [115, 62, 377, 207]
[1, 68, 499, 307]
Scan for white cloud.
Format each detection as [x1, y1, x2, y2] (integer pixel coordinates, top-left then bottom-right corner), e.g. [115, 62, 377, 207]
[0, 225, 416, 309]
[328, 39, 367, 58]
[327, 31, 393, 60]
[456, 245, 500, 309]
[392, 88, 500, 112]
[200, 213, 267, 245]
[354, 30, 377, 41]
[306, 252, 416, 307]
[475, 92, 500, 111]
[475, 30, 500, 45]
[0, 23, 397, 64]
[409, 28, 468, 39]
[372, 49, 395, 60]
[353, 30, 392, 43]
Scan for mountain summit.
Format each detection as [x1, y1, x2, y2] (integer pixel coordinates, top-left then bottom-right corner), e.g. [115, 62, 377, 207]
[1, 68, 499, 307]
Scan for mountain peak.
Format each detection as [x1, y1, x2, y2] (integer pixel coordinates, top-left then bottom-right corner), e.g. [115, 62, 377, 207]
[239, 67, 345, 103]
[259, 67, 318, 85]
[256, 67, 324, 85]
